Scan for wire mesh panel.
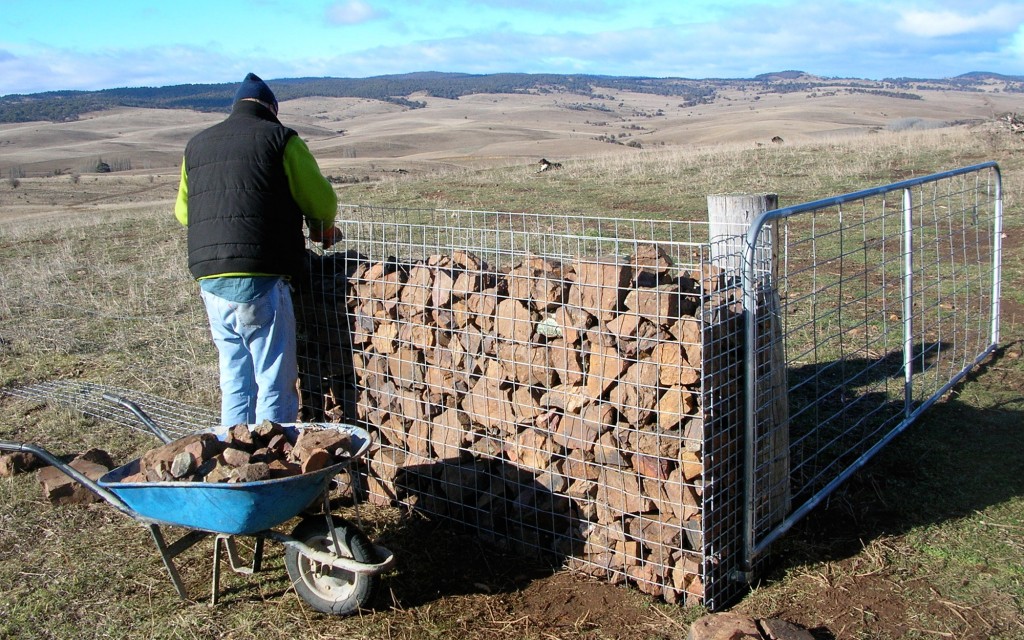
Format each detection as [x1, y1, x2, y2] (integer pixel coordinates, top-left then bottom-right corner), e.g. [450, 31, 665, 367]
[293, 206, 752, 607]
[743, 163, 1002, 568]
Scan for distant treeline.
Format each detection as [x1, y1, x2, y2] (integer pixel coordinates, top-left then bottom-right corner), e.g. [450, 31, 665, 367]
[1, 70, 1019, 124]
[0, 72, 719, 123]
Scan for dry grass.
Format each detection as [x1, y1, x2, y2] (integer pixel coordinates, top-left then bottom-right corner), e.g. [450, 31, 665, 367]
[1, 122, 1023, 639]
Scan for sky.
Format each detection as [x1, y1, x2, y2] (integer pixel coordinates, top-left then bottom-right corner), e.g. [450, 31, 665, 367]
[2, 0, 1024, 96]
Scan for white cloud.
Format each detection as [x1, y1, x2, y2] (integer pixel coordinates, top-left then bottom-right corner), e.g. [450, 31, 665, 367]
[897, 4, 1024, 38]
[325, 1, 388, 26]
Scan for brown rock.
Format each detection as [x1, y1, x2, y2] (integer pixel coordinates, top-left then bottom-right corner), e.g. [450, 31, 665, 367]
[552, 402, 615, 450]
[293, 427, 352, 460]
[631, 243, 673, 277]
[36, 453, 113, 505]
[431, 408, 470, 460]
[141, 433, 223, 478]
[593, 431, 629, 467]
[584, 343, 627, 398]
[503, 428, 557, 472]
[688, 613, 762, 640]
[388, 346, 425, 389]
[596, 466, 651, 516]
[511, 385, 544, 422]
[399, 265, 434, 315]
[252, 420, 284, 441]
[231, 462, 272, 483]
[224, 423, 256, 450]
[573, 256, 631, 320]
[77, 448, 115, 469]
[266, 433, 292, 458]
[267, 459, 302, 479]
[657, 385, 698, 429]
[651, 341, 700, 387]
[203, 457, 235, 483]
[461, 375, 515, 435]
[624, 284, 682, 325]
[495, 298, 533, 342]
[607, 360, 660, 426]
[251, 446, 282, 464]
[300, 449, 331, 473]
[371, 321, 399, 354]
[219, 444, 250, 464]
[0, 451, 44, 477]
[759, 619, 816, 640]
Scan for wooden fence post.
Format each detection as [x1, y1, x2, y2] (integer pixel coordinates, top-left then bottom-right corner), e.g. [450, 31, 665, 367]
[707, 193, 791, 531]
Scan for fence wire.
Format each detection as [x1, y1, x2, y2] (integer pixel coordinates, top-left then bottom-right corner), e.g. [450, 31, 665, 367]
[293, 207, 750, 606]
[2, 380, 217, 439]
[742, 163, 1002, 572]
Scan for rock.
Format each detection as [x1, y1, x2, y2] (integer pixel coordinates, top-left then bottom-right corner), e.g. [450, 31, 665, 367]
[268, 459, 302, 479]
[760, 618, 815, 640]
[687, 614, 815, 640]
[122, 424, 353, 485]
[77, 448, 114, 469]
[688, 613, 762, 640]
[300, 448, 331, 473]
[36, 452, 114, 506]
[224, 423, 256, 450]
[0, 451, 44, 477]
[221, 446, 253, 467]
[170, 451, 196, 478]
[292, 427, 352, 461]
[202, 457, 235, 483]
[231, 462, 271, 483]
[140, 433, 222, 477]
[252, 419, 285, 441]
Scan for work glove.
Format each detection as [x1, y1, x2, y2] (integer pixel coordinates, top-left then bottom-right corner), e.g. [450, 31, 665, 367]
[309, 225, 341, 249]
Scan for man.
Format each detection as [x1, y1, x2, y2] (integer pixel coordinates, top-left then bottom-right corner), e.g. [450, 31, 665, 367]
[175, 72, 338, 426]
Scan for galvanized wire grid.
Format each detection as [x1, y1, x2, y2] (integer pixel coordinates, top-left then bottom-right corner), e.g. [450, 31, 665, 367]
[2, 380, 217, 439]
[745, 165, 1001, 561]
[293, 206, 744, 607]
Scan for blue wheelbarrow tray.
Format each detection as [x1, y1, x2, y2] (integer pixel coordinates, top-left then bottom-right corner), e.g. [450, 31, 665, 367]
[97, 423, 371, 536]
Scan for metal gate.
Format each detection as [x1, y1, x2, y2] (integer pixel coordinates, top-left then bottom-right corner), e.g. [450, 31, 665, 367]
[739, 162, 1003, 575]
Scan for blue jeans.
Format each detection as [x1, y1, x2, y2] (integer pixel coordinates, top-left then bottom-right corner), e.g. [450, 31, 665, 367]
[200, 279, 299, 426]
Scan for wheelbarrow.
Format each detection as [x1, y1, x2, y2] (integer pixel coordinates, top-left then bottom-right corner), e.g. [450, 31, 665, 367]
[0, 394, 394, 615]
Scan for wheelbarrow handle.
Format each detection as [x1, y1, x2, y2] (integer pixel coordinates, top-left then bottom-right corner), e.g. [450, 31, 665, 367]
[101, 393, 173, 444]
[0, 439, 136, 517]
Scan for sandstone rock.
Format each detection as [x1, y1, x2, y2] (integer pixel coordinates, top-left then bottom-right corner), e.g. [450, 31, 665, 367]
[221, 446, 253, 467]
[0, 451, 43, 477]
[760, 619, 815, 640]
[292, 427, 352, 461]
[688, 613, 761, 640]
[170, 451, 196, 479]
[231, 461, 271, 483]
[36, 452, 114, 505]
[300, 448, 331, 474]
[687, 614, 815, 640]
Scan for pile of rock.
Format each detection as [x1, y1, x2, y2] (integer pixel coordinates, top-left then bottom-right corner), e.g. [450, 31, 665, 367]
[294, 242, 744, 605]
[120, 422, 352, 484]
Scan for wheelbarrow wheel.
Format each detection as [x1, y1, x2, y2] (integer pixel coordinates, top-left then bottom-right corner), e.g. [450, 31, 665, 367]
[284, 515, 379, 615]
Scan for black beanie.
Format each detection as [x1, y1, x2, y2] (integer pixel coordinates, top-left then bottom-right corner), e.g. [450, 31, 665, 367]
[234, 73, 278, 110]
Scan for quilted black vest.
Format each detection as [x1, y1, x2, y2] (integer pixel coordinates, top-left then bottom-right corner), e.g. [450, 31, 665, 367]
[183, 101, 305, 279]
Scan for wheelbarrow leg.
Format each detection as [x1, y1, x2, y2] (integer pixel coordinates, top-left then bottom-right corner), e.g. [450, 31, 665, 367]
[148, 524, 208, 601]
[211, 535, 267, 605]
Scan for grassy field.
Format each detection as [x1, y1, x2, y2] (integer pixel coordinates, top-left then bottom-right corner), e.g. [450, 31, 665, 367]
[1, 124, 1023, 639]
